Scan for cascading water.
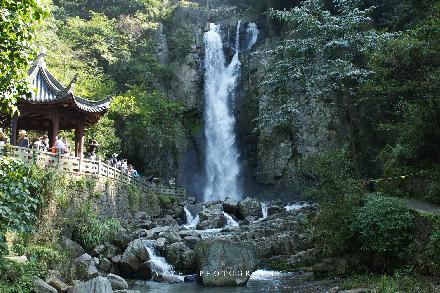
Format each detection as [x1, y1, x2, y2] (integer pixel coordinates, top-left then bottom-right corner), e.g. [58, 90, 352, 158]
[223, 212, 239, 227]
[143, 241, 184, 283]
[203, 21, 259, 202]
[183, 207, 199, 229]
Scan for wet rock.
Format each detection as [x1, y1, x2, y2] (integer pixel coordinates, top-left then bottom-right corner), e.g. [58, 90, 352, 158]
[61, 237, 84, 258]
[222, 198, 239, 216]
[196, 203, 226, 230]
[267, 205, 285, 217]
[164, 242, 196, 272]
[156, 238, 167, 250]
[184, 274, 199, 283]
[238, 197, 262, 219]
[183, 236, 200, 249]
[120, 239, 150, 274]
[114, 291, 141, 293]
[72, 276, 113, 293]
[195, 238, 258, 286]
[34, 277, 58, 293]
[98, 258, 112, 272]
[179, 230, 198, 238]
[158, 230, 181, 244]
[107, 274, 128, 290]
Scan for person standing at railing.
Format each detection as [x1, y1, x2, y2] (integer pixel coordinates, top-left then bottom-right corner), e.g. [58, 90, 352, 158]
[32, 137, 43, 150]
[54, 136, 66, 154]
[0, 130, 6, 146]
[85, 139, 99, 160]
[17, 130, 29, 148]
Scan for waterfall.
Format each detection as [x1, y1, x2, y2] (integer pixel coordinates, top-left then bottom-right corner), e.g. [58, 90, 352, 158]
[143, 241, 184, 282]
[245, 22, 259, 50]
[261, 202, 268, 219]
[183, 207, 200, 229]
[223, 212, 239, 227]
[203, 21, 259, 202]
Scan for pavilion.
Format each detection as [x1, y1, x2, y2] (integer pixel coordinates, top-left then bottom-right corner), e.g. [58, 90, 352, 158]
[4, 48, 111, 157]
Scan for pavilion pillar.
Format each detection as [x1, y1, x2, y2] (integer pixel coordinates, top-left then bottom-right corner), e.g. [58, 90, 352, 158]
[75, 121, 85, 158]
[49, 111, 59, 148]
[10, 112, 18, 145]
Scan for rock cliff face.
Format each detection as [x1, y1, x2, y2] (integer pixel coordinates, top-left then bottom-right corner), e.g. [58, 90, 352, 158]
[156, 1, 341, 198]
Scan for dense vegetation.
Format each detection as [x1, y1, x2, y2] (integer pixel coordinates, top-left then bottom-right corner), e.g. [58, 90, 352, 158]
[2, 0, 440, 291]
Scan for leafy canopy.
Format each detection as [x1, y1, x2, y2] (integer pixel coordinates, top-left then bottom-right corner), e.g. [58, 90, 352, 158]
[0, 0, 47, 115]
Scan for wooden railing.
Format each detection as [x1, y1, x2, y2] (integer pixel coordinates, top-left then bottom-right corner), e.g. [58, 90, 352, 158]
[0, 145, 186, 197]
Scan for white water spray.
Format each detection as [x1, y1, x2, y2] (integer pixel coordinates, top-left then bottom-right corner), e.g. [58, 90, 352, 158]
[183, 207, 199, 229]
[143, 241, 184, 282]
[223, 212, 239, 227]
[203, 21, 259, 202]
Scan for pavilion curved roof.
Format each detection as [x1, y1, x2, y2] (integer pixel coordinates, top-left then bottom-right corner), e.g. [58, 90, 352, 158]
[22, 50, 112, 115]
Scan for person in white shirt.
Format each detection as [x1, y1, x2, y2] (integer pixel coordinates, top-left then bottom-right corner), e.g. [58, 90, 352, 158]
[55, 136, 66, 154]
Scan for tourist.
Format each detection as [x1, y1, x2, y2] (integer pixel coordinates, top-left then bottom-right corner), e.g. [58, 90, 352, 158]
[33, 137, 42, 150]
[169, 177, 176, 188]
[17, 130, 29, 148]
[85, 139, 99, 160]
[42, 135, 49, 151]
[0, 130, 6, 146]
[55, 136, 66, 154]
[62, 138, 70, 155]
[110, 153, 118, 166]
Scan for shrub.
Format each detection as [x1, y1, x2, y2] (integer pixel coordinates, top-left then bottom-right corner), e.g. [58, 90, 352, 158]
[353, 195, 414, 255]
[0, 156, 41, 255]
[69, 203, 122, 250]
[127, 185, 141, 212]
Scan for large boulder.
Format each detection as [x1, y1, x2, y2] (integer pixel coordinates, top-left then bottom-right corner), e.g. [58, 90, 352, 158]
[238, 197, 262, 219]
[119, 239, 151, 277]
[222, 198, 239, 216]
[107, 274, 128, 290]
[72, 276, 113, 293]
[46, 275, 69, 292]
[34, 277, 57, 293]
[195, 238, 258, 286]
[164, 242, 196, 272]
[68, 253, 99, 281]
[61, 237, 84, 258]
[111, 229, 131, 251]
[196, 203, 226, 230]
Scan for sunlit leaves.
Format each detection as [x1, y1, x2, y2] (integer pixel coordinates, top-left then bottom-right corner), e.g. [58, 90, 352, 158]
[0, 0, 47, 115]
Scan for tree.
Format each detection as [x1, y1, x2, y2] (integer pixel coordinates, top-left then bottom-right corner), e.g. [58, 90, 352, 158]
[259, 0, 391, 175]
[0, 0, 47, 115]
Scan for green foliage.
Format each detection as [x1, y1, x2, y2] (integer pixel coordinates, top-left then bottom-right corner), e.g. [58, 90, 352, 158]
[127, 185, 141, 212]
[297, 149, 364, 256]
[0, 0, 47, 115]
[0, 157, 41, 254]
[167, 26, 194, 62]
[158, 194, 177, 207]
[68, 202, 122, 250]
[0, 258, 48, 293]
[353, 195, 414, 254]
[342, 272, 433, 293]
[110, 91, 184, 174]
[258, 0, 391, 131]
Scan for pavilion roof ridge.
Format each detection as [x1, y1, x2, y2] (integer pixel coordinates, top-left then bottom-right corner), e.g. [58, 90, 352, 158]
[23, 48, 112, 114]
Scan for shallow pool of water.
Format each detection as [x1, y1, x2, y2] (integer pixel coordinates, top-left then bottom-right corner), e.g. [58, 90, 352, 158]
[133, 270, 339, 293]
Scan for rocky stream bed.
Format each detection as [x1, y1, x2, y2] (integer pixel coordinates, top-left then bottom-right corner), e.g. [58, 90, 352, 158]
[33, 197, 366, 293]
